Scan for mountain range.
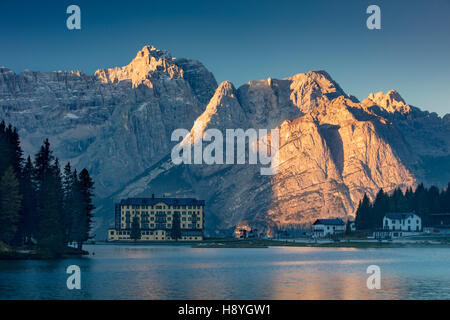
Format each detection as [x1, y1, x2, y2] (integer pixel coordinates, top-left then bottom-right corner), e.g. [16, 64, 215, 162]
[1, 45, 449, 236]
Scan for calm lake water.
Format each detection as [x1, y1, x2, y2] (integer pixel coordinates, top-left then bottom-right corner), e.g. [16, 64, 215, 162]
[1, 244, 450, 299]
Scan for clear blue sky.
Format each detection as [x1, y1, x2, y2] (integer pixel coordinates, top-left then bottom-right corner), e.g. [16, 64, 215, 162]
[0, 0, 449, 115]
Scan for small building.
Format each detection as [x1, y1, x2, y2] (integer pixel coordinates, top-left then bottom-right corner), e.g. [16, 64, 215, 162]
[313, 218, 346, 237]
[373, 212, 422, 239]
[383, 212, 422, 232]
[108, 196, 205, 241]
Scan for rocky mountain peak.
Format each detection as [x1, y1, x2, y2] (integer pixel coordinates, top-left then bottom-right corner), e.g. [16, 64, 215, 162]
[137, 45, 173, 60]
[94, 45, 182, 87]
[364, 89, 411, 114]
[215, 80, 237, 97]
[284, 70, 346, 113]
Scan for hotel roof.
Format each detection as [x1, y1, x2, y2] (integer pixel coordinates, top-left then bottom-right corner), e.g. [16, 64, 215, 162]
[119, 197, 205, 206]
[385, 212, 415, 220]
[313, 218, 345, 226]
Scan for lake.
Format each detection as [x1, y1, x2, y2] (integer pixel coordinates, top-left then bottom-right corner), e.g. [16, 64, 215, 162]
[1, 244, 450, 299]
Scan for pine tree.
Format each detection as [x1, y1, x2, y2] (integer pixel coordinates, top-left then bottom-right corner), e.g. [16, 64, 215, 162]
[17, 156, 36, 244]
[73, 169, 95, 250]
[7, 126, 24, 177]
[443, 183, 450, 213]
[413, 183, 429, 223]
[0, 167, 22, 245]
[62, 162, 75, 245]
[428, 186, 441, 213]
[372, 189, 389, 229]
[130, 216, 141, 241]
[355, 194, 372, 230]
[0, 121, 12, 176]
[34, 140, 65, 254]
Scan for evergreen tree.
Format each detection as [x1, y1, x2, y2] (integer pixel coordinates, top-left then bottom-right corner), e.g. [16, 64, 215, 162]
[0, 121, 12, 175]
[428, 186, 441, 213]
[17, 156, 36, 244]
[130, 216, 141, 241]
[73, 169, 95, 250]
[171, 212, 182, 241]
[413, 183, 429, 223]
[62, 162, 76, 245]
[34, 140, 65, 254]
[355, 194, 372, 230]
[0, 167, 22, 245]
[0, 122, 99, 254]
[443, 183, 450, 212]
[372, 189, 389, 228]
[7, 126, 24, 177]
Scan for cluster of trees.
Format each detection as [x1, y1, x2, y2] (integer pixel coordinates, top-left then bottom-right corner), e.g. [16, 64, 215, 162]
[355, 183, 450, 230]
[0, 121, 95, 255]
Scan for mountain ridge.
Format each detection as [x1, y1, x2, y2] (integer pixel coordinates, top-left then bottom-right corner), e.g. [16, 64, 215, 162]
[1, 45, 449, 236]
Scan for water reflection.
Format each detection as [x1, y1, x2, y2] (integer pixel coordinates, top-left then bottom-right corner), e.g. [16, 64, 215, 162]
[1, 245, 450, 299]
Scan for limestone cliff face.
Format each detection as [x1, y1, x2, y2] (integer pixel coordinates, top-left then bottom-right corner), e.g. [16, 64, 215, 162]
[107, 72, 436, 236]
[0, 46, 217, 196]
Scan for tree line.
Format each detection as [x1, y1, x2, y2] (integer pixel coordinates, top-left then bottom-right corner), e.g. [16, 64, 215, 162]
[355, 183, 450, 230]
[0, 121, 95, 255]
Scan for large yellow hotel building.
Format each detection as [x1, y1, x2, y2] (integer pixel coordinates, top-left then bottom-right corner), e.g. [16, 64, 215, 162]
[108, 196, 205, 241]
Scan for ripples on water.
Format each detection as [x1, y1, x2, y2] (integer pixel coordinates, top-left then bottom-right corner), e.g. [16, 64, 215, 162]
[1, 245, 450, 299]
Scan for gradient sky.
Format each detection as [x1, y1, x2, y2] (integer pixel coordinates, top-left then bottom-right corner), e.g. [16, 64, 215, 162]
[0, 0, 449, 115]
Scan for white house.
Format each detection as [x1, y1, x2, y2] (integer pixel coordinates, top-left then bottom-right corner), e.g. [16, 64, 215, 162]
[313, 218, 346, 237]
[383, 212, 422, 232]
[374, 212, 422, 239]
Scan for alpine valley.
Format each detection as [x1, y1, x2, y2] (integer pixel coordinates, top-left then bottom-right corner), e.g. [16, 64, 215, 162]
[1, 46, 449, 236]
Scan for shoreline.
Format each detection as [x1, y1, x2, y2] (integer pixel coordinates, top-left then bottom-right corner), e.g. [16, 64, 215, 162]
[90, 237, 450, 249]
[0, 246, 90, 260]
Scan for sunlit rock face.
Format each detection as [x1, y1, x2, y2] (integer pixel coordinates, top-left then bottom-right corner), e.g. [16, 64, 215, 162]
[105, 69, 448, 236]
[0, 46, 218, 196]
[1, 47, 449, 236]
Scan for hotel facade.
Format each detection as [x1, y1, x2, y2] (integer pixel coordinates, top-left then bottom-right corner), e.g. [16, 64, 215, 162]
[108, 196, 205, 241]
